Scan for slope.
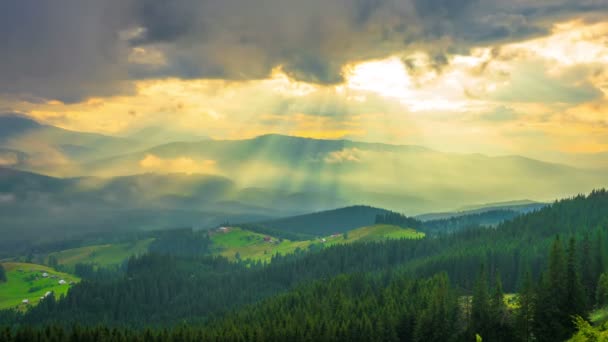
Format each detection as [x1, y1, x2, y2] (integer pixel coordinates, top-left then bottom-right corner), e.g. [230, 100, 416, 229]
[210, 224, 423, 262]
[81, 134, 608, 214]
[7, 190, 608, 329]
[255, 205, 394, 236]
[0, 262, 79, 310]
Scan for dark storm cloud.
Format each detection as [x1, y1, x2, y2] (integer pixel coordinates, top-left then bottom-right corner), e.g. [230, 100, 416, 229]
[117, 0, 608, 84]
[1, 0, 607, 101]
[0, 1, 135, 103]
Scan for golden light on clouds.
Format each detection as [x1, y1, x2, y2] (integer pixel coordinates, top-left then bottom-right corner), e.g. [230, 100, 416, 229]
[139, 154, 218, 175]
[3, 19, 607, 158]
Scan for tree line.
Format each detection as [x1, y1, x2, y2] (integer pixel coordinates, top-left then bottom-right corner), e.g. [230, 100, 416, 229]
[1, 190, 608, 340]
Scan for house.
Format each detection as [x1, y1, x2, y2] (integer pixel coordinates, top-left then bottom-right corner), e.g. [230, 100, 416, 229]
[321, 238, 327, 243]
[44, 291, 52, 297]
[42, 272, 49, 278]
[218, 227, 230, 233]
[22, 299, 29, 305]
[58, 279, 67, 285]
[263, 236, 272, 242]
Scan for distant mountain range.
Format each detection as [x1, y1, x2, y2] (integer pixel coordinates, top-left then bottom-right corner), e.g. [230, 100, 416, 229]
[77, 133, 607, 214]
[0, 113, 146, 175]
[416, 200, 548, 221]
[1, 113, 608, 230]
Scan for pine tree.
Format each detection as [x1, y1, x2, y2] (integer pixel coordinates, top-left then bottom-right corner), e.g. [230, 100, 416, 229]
[534, 236, 569, 342]
[594, 231, 606, 281]
[471, 265, 490, 338]
[491, 273, 506, 319]
[580, 233, 595, 307]
[515, 270, 535, 342]
[597, 273, 608, 307]
[489, 272, 513, 341]
[566, 237, 587, 317]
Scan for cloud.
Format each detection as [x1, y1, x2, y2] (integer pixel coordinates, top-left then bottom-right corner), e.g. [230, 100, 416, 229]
[2, 0, 607, 102]
[324, 148, 364, 163]
[139, 154, 217, 174]
[491, 62, 603, 104]
[0, 151, 19, 166]
[480, 106, 521, 122]
[0, 193, 16, 204]
[0, 1, 134, 103]
[128, 0, 608, 83]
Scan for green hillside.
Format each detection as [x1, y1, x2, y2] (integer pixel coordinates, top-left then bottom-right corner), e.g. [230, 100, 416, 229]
[47, 238, 154, 269]
[211, 227, 312, 262]
[0, 262, 79, 310]
[257, 205, 394, 236]
[211, 224, 424, 262]
[328, 224, 424, 245]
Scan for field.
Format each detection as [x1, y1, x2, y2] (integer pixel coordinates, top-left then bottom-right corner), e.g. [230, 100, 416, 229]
[211, 228, 313, 262]
[0, 262, 79, 310]
[211, 224, 424, 262]
[326, 224, 424, 246]
[47, 238, 154, 268]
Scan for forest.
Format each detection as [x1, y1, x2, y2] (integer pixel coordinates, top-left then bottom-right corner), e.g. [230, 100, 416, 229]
[0, 190, 607, 341]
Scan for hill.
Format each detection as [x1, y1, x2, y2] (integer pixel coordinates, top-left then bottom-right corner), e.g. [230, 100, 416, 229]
[254, 205, 394, 236]
[420, 209, 521, 234]
[210, 224, 424, 262]
[45, 239, 155, 269]
[416, 200, 547, 221]
[0, 262, 79, 310]
[80, 134, 608, 214]
[0, 168, 278, 257]
[4, 190, 608, 341]
[0, 114, 143, 175]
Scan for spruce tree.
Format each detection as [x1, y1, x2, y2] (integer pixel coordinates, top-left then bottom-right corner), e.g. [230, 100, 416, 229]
[597, 273, 608, 307]
[491, 273, 506, 318]
[594, 231, 606, 280]
[489, 272, 511, 341]
[471, 265, 490, 338]
[516, 270, 535, 342]
[566, 237, 587, 317]
[534, 236, 569, 341]
[580, 233, 595, 306]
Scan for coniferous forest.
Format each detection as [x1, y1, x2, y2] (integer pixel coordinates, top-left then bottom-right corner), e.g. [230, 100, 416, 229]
[1, 190, 608, 341]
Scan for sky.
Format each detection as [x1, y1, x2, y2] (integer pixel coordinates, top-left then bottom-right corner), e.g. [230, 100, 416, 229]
[1, 0, 608, 160]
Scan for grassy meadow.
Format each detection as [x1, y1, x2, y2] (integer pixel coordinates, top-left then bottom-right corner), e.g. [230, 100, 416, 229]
[46, 238, 154, 269]
[0, 262, 79, 310]
[211, 224, 424, 262]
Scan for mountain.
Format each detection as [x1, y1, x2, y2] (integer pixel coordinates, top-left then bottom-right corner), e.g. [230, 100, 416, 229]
[0, 168, 356, 254]
[127, 126, 210, 146]
[252, 205, 394, 236]
[416, 200, 548, 221]
[0, 168, 258, 254]
[456, 199, 546, 212]
[0, 114, 143, 175]
[3, 118, 607, 215]
[81, 134, 608, 214]
[0, 114, 42, 140]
